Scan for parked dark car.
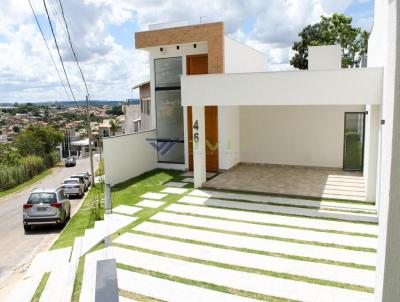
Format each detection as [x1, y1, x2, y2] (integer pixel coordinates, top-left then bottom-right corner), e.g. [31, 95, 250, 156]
[65, 157, 76, 167]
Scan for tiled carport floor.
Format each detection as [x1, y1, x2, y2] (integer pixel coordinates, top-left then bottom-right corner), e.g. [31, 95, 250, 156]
[205, 163, 367, 202]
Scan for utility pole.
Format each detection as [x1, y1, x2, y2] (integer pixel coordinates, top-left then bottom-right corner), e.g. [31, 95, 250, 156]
[86, 95, 95, 186]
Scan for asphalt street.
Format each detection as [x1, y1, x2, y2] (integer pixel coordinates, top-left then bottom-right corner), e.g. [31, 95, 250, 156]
[0, 155, 99, 298]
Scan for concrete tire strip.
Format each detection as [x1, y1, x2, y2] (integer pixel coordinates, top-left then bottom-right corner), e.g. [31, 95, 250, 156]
[111, 246, 373, 302]
[113, 205, 143, 215]
[114, 232, 375, 288]
[134, 222, 376, 266]
[151, 212, 377, 249]
[177, 195, 378, 223]
[166, 203, 379, 235]
[189, 189, 377, 212]
[136, 199, 165, 208]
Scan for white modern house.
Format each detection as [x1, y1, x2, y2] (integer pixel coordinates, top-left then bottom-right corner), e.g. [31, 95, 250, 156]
[103, 0, 400, 300]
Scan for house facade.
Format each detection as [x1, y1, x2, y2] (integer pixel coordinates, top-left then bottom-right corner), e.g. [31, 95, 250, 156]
[103, 1, 400, 299]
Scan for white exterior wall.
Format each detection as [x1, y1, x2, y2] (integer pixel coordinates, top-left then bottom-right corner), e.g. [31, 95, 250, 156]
[217, 37, 267, 170]
[363, 105, 380, 201]
[240, 105, 365, 168]
[181, 68, 383, 106]
[308, 45, 341, 70]
[103, 130, 157, 186]
[224, 36, 267, 73]
[370, 0, 400, 301]
[218, 106, 240, 170]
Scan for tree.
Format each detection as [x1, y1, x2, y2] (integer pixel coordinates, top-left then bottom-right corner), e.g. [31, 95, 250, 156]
[109, 118, 121, 136]
[290, 13, 369, 69]
[12, 125, 20, 133]
[0, 144, 21, 165]
[14, 125, 63, 158]
[106, 105, 123, 116]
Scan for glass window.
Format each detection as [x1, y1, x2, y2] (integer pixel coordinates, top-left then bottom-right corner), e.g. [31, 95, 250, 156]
[154, 57, 184, 163]
[155, 57, 182, 88]
[28, 193, 57, 204]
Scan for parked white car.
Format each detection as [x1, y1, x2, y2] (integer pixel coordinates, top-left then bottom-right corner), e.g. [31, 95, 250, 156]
[75, 171, 92, 188]
[62, 178, 84, 198]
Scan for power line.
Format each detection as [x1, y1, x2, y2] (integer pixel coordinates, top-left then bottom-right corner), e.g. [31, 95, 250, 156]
[27, 0, 71, 101]
[57, 0, 90, 97]
[42, 0, 79, 108]
[57, 0, 95, 185]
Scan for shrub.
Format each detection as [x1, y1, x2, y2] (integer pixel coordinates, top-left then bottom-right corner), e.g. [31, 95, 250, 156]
[0, 155, 46, 191]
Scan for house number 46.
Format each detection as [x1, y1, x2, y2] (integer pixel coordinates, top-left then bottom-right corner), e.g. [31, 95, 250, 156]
[193, 120, 199, 143]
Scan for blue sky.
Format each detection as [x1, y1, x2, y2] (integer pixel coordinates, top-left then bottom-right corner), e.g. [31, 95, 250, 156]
[0, 0, 375, 103]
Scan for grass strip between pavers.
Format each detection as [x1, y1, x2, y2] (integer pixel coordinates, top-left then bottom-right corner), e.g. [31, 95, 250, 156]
[175, 201, 378, 225]
[128, 229, 375, 271]
[71, 256, 85, 302]
[162, 210, 378, 238]
[30, 272, 50, 302]
[148, 219, 376, 252]
[117, 263, 296, 302]
[119, 289, 164, 302]
[51, 185, 104, 250]
[113, 242, 374, 293]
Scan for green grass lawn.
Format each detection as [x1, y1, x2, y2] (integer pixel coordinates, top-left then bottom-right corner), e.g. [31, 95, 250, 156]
[51, 184, 104, 250]
[0, 167, 55, 199]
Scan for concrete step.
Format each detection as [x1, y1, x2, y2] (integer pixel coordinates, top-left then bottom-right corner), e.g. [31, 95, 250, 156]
[40, 263, 77, 302]
[70, 236, 84, 263]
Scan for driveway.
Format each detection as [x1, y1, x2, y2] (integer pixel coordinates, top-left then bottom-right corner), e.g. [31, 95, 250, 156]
[0, 155, 100, 299]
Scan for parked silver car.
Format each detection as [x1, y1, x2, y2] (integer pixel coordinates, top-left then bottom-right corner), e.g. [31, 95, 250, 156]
[23, 188, 71, 232]
[62, 178, 85, 198]
[70, 174, 88, 192]
[75, 171, 92, 187]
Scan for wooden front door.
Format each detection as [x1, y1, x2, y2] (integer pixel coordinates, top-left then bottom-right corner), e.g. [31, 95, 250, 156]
[187, 54, 219, 172]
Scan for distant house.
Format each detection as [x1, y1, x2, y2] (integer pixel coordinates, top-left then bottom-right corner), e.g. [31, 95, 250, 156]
[122, 82, 152, 134]
[122, 98, 141, 133]
[0, 134, 7, 144]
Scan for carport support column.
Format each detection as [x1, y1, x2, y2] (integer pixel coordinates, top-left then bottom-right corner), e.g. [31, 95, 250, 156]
[192, 106, 206, 188]
[364, 105, 380, 202]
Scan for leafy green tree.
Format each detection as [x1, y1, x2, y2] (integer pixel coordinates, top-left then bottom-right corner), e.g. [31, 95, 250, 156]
[12, 125, 20, 133]
[0, 144, 21, 165]
[13, 125, 63, 158]
[106, 105, 123, 116]
[290, 13, 369, 69]
[110, 118, 121, 136]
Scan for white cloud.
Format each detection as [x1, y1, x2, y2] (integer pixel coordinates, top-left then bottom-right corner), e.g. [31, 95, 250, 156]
[0, 0, 367, 102]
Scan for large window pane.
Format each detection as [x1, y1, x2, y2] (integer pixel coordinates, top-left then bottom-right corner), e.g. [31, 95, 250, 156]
[155, 89, 184, 163]
[155, 57, 182, 88]
[343, 112, 365, 171]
